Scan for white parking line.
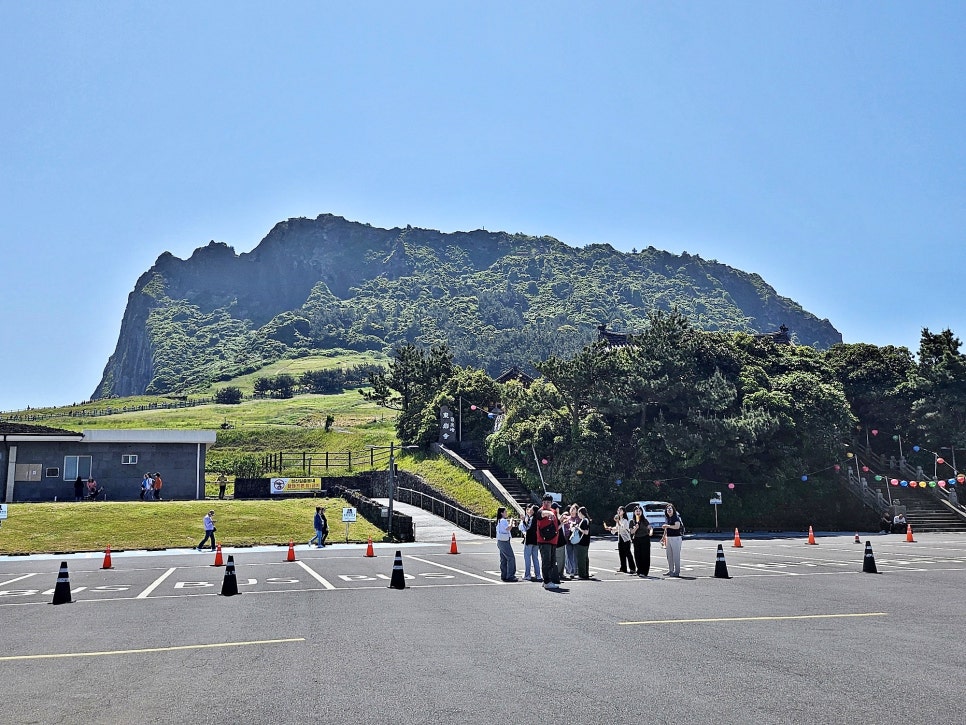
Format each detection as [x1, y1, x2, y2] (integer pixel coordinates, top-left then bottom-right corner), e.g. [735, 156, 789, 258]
[407, 555, 502, 583]
[136, 567, 176, 599]
[294, 560, 335, 589]
[0, 573, 37, 587]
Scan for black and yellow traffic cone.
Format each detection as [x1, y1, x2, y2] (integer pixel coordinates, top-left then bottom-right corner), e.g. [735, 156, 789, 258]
[713, 544, 731, 579]
[862, 541, 878, 574]
[52, 561, 72, 605]
[388, 550, 406, 590]
[220, 555, 240, 596]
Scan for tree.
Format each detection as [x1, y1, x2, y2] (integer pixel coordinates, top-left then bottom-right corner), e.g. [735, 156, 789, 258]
[215, 386, 243, 405]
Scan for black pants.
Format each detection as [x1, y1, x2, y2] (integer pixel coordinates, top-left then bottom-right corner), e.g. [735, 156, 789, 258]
[632, 537, 651, 576]
[539, 543, 560, 584]
[617, 538, 636, 572]
[199, 530, 216, 550]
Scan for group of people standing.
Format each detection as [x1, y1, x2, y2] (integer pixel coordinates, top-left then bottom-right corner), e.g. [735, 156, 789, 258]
[496, 498, 686, 585]
[139, 472, 164, 501]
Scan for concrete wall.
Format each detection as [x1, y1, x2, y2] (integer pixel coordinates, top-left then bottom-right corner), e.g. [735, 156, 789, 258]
[4, 440, 207, 501]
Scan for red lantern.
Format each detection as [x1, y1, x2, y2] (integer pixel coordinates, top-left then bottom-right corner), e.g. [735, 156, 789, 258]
[728, 483, 735, 490]
[541, 458, 548, 465]
[833, 464, 841, 472]
[871, 429, 879, 436]
[861, 466, 869, 473]
[937, 457, 945, 465]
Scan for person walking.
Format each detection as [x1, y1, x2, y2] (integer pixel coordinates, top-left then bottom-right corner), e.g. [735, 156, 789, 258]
[152, 472, 163, 501]
[604, 506, 636, 574]
[309, 506, 326, 547]
[534, 494, 561, 589]
[519, 504, 541, 582]
[495, 507, 518, 581]
[573, 506, 592, 579]
[74, 475, 84, 502]
[140, 473, 152, 501]
[629, 505, 653, 577]
[198, 510, 216, 551]
[662, 503, 683, 577]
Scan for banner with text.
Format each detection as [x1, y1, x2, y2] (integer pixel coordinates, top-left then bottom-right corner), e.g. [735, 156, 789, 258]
[270, 477, 322, 495]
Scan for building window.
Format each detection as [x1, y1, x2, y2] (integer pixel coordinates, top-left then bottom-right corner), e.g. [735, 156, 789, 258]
[121, 454, 138, 465]
[46, 467, 61, 478]
[63, 455, 92, 481]
[15, 464, 42, 482]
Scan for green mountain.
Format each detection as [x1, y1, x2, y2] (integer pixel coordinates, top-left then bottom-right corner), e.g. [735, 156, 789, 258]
[93, 214, 841, 398]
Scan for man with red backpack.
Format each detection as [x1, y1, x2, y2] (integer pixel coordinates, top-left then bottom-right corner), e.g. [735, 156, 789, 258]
[534, 494, 561, 589]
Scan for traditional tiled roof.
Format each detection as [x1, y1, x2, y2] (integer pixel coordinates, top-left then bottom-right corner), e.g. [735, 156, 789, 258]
[597, 324, 631, 346]
[495, 366, 535, 386]
[755, 324, 791, 345]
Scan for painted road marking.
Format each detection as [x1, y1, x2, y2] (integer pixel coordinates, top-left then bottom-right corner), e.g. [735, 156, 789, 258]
[407, 555, 502, 583]
[136, 567, 176, 599]
[0, 573, 37, 587]
[619, 612, 889, 626]
[295, 560, 336, 589]
[0, 637, 305, 662]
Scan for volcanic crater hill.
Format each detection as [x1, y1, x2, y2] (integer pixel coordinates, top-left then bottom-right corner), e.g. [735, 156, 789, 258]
[93, 213, 842, 399]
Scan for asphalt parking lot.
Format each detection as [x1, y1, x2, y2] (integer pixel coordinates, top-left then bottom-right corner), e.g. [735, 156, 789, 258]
[1, 533, 964, 724]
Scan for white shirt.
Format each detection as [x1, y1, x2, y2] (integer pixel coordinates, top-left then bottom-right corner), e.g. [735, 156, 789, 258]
[203, 514, 214, 531]
[496, 518, 512, 541]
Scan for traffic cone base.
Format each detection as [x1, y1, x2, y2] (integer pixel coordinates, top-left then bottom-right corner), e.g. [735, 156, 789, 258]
[714, 544, 731, 579]
[449, 533, 459, 554]
[365, 536, 375, 557]
[389, 550, 406, 589]
[52, 561, 72, 605]
[732, 528, 743, 548]
[221, 555, 240, 596]
[286, 540, 296, 562]
[211, 544, 224, 567]
[101, 546, 114, 569]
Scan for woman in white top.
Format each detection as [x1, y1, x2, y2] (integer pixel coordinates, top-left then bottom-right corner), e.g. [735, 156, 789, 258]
[495, 507, 518, 582]
[604, 506, 636, 574]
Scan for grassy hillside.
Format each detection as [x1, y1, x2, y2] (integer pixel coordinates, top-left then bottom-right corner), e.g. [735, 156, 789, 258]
[0, 353, 504, 552]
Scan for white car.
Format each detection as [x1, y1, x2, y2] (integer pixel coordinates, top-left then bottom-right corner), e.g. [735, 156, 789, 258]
[623, 500, 679, 537]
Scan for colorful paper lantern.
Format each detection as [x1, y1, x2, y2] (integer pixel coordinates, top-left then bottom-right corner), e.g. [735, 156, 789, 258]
[890, 479, 899, 486]
[928, 480, 937, 487]
[900, 480, 908, 487]
[862, 466, 870, 473]
[470, 405, 477, 410]
[728, 483, 735, 489]
[691, 478, 699, 486]
[872, 429, 879, 436]
[847, 452, 854, 458]
[918, 481, 927, 488]
[958, 474, 965, 484]
[939, 480, 947, 487]
[913, 445, 921, 452]
[874, 475, 883, 481]
[801, 475, 808, 481]
[541, 458, 548, 465]
[937, 457, 945, 465]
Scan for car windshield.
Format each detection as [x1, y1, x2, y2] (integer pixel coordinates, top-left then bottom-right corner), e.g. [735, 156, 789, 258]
[644, 504, 667, 513]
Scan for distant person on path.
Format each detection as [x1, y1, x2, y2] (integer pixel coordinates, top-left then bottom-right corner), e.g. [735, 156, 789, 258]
[198, 510, 216, 551]
[216, 473, 228, 500]
[629, 504, 653, 577]
[564, 503, 579, 578]
[662, 503, 683, 577]
[152, 472, 163, 501]
[318, 506, 328, 547]
[555, 505, 570, 579]
[534, 494, 561, 589]
[573, 506, 592, 579]
[495, 507, 518, 581]
[519, 504, 541, 582]
[74, 476, 84, 502]
[309, 506, 328, 548]
[140, 473, 152, 501]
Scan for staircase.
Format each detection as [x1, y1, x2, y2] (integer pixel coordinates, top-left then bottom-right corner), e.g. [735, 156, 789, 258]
[855, 447, 966, 534]
[891, 485, 966, 533]
[451, 450, 534, 511]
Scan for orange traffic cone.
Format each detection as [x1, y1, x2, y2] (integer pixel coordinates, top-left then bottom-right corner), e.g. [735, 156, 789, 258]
[101, 545, 113, 570]
[806, 526, 818, 545]
[905, 524, 916, 543]
[854, 532, 861, 544]
[732, 528, 743, 548]
[449, 533, 459, 555]
[211, 544, 224, 567]
[365, 536, 375, 557]
[286, 540, 296, 562]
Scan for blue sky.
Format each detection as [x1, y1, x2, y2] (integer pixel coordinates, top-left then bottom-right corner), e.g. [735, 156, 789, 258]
[2, 2, 964, 412]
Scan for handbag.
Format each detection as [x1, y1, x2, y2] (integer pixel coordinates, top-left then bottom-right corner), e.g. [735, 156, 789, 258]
[569, 526, 582, 545]
[537, 519, 558, 543]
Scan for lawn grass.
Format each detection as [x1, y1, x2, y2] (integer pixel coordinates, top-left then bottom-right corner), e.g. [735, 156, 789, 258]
[0, 498, 385, 554]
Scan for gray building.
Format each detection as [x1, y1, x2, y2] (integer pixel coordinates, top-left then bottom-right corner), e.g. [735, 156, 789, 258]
[1, 423, 216, 502]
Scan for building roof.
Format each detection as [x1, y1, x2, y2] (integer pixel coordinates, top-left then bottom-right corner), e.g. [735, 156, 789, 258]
[495, 366, 535, 387]
[0, 422, 83, 437]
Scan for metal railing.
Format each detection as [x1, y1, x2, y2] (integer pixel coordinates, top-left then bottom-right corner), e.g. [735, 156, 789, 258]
[261, 448, 393, 474]
[394, 486, 496, 538]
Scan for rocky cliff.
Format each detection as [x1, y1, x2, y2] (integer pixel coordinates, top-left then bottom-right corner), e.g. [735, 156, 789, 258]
[93, 213, 842, 398]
